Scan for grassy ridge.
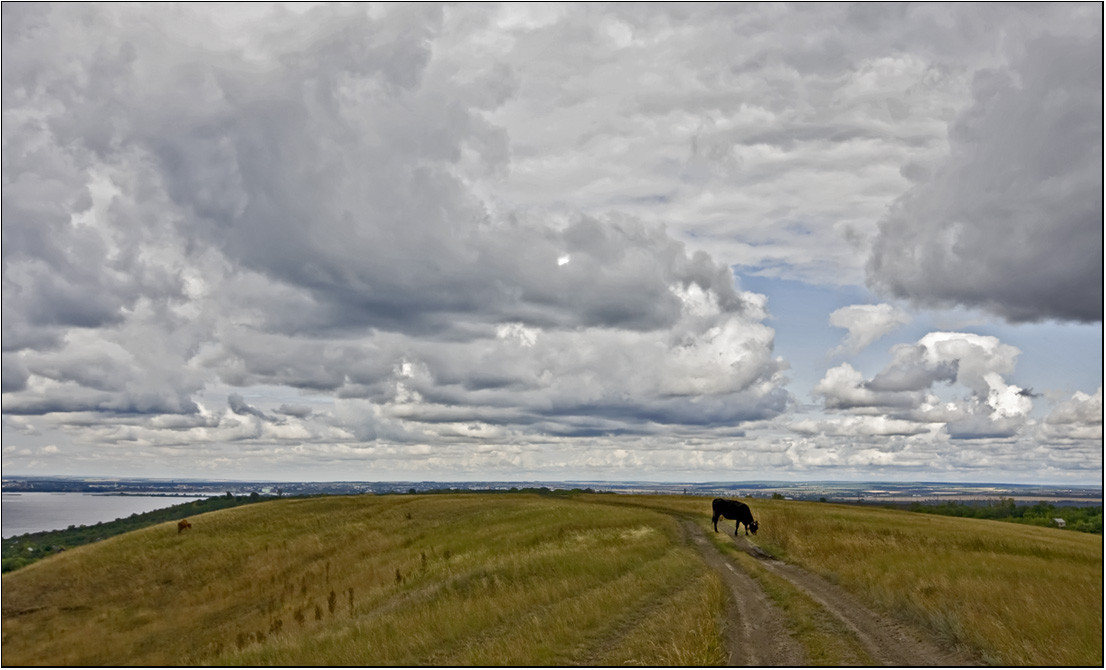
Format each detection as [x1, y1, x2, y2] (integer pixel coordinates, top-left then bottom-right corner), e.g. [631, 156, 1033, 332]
[590, 495, 1103, 666]
[3, 493, 1102, 666]
[1, 494, 725, 666]
[754, 501, 1103, 666]
[2, 494, 270, 573]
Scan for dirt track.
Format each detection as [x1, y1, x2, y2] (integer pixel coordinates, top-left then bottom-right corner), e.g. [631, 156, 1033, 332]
[684, 521, 805, 665]
[683, 520, 980, 666]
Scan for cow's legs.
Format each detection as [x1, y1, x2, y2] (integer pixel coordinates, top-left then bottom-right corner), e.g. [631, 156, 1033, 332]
[712, 513, 720, 532]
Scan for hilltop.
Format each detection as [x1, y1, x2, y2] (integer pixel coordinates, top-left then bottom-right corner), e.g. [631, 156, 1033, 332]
[2, 493, 1101, 666]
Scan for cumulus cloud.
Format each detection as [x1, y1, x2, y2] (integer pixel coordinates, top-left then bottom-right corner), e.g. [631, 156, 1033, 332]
[1, 4, 788, 464]
[486, 3, 1100, 290]
[912, 332, 1021, 397]
[1, 4, 1098, 482]
[813, 331, 1034, 442]
[227, 393, 276, 422]
[3, 4, 754, 341]
[1042, 387, 1103, 442]
[829, 304, 911, 356]
[814, 363, 924, 413]
[866, 358, 958, 393]
[867, 32, 1103, 323]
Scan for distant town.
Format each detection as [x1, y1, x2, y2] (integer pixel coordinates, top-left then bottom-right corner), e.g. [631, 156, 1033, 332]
[2, 476, 1101, 507]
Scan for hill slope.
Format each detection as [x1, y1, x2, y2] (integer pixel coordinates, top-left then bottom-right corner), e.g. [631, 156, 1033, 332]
[2, 493, 1101, 666]
[1, 494, 724, 666]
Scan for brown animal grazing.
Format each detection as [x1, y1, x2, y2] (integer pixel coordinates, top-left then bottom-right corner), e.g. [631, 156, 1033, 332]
[177, 519, 193, 534]
[712, 498, 759, 535]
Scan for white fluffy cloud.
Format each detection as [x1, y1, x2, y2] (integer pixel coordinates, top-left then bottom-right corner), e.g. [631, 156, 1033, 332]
[829, 303, 911, 356]
[1042, 388, 1103, 442]
[797, 330, 1101, 476]
[813, 331, 1033, 439]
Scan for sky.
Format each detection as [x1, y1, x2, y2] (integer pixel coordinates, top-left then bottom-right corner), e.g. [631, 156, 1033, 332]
[2, 3, 1102, 485]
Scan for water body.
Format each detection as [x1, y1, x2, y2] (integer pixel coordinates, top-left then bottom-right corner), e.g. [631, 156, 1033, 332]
[1, 492, 207, 538]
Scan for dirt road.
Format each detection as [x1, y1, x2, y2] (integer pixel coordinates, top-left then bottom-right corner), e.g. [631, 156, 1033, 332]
[684, 521, 805, 666]
[683, 520, 979, 666]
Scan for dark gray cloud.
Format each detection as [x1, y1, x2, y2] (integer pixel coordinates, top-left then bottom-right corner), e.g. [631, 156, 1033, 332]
[1, 356, 30, 393]
[867, 33, 1103, 323]
[866, 358, 958, 393]
[227, 393, 274, 422]
[814, 363, 924, 412]
[2, 391, 198, 416]
[275, 404, 314, 419]
[1, 4, 747, 342]
[945, 415, 1022, 441]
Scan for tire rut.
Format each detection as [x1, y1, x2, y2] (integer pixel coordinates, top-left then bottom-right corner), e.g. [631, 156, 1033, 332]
[724, 532, 981, 666]
[683, 520, 806, 666]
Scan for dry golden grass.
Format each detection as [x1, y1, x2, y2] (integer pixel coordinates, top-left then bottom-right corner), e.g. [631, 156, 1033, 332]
[587, 571, 728, 666]
[4, 492, 1100, 666]
[1, 494, 725, 666]
[752, 500, 1102, 666]
[591, 494, 1103, 666]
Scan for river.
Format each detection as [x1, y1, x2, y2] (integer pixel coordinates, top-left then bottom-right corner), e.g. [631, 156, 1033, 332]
[1, 492, 209, 538]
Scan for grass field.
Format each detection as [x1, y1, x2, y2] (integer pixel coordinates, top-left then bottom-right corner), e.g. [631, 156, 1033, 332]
[588, 494, 1104, 666]
[752, 500, 1103, 666]
[1, 494, 724, 666]
[2, 493, 1101, 666]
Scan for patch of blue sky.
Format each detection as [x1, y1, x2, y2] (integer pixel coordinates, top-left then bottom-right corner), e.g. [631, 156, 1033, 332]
[737, 274, 873, 402]
[738, 273, 1103, 419]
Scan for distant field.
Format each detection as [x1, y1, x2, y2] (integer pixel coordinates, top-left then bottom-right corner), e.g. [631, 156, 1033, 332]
[2, 493, 1101, 666]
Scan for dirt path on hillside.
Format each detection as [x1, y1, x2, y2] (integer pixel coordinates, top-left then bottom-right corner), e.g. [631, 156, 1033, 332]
[715, 529, 981, 666]
[682, 521, 806, 666]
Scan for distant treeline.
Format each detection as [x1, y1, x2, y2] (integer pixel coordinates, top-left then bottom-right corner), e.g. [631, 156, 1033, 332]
[894, 498, 1102, 534]
[2, 492, 275, 573]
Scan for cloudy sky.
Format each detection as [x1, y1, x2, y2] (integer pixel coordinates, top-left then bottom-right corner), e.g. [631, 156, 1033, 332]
[3, 3, 1102, 484]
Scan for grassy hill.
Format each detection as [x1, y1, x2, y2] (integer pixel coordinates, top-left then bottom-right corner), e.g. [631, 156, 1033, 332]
[599, 494, 1103, 666]
[2, 493, 1101, 666]
[2, 493, 271, 573]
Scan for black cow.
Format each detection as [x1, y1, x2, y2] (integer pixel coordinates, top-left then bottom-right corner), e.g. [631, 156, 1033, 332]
[712, 498, 759, 535]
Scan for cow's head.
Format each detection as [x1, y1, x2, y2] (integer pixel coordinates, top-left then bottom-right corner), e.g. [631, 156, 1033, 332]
[748, 520, 759, 535]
